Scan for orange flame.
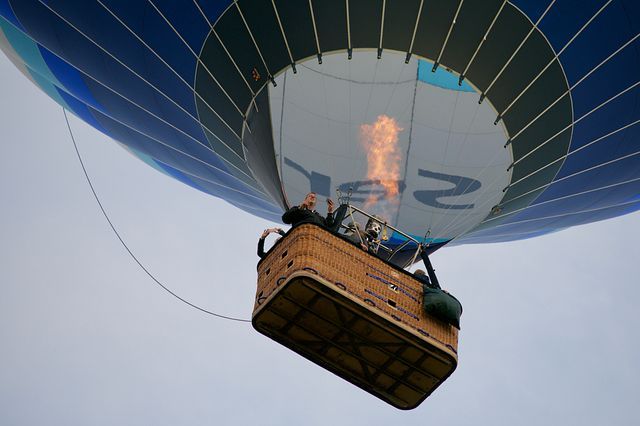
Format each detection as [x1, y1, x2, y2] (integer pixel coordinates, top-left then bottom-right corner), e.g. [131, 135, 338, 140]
[360, 115, 403, 209]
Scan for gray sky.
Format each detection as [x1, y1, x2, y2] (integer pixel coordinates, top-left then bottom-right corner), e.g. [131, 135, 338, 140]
[1, 53, 639, 426]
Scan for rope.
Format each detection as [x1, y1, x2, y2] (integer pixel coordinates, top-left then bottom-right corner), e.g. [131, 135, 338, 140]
[0, 12, 267, 198]
[37, 0, 261, 185]
[483, 0, 556, 97]
[422, 89, 498, 239]
[426, 26, 640, 241]
[460, 197, 640, 242]
[394, 68, 419, 226]
[497, 0, 614, 120]
[63, 108, 250, 323]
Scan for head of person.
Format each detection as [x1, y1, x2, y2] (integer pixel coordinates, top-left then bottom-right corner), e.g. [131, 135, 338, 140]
[365, 217, 382, 238]
[414, 269, 430, 283]
[302, 192, 317, 210]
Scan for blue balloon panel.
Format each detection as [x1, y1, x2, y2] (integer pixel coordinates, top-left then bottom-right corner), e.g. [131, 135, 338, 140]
[0, 0, 638, 248]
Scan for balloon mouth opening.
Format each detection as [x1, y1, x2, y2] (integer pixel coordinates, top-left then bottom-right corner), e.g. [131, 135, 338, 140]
[268, 50, 512, 239]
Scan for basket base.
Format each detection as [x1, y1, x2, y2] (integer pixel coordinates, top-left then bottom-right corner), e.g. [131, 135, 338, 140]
[252, 273, 457, 409]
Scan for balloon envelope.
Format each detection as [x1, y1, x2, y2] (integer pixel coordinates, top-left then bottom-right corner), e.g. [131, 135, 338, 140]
[1, 0, 638, 247]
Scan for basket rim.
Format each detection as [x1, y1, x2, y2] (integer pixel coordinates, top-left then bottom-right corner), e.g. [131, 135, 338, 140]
[257, 223, 437, 284]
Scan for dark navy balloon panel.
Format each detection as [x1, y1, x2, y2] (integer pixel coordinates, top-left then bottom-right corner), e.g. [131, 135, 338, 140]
[1, 0, 639, 248]
[0, 0, 278, 216]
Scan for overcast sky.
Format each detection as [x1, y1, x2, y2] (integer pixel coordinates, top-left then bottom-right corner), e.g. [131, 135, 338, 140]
[1, 52, 639, 426]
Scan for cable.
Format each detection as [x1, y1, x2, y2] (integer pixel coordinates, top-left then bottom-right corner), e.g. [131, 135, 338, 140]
[0, 13, 266, 197]
[63, 108, 251, 323]
[394, 65, 419, 226]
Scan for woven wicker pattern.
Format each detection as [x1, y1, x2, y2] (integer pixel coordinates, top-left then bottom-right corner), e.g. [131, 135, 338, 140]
[255, 224, 458, 354]
[253, 274, 455, 409]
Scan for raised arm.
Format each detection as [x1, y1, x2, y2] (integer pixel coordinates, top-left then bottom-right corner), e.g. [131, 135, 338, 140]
[257, 237, 266, 258]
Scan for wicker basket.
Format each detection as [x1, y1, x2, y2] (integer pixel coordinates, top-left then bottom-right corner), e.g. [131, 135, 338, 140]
[253, 224, 458, 409]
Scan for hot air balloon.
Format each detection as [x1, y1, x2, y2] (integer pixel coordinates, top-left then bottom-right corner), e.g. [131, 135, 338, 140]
[1, 0, 639, 409]
[2, 0, 638, 249]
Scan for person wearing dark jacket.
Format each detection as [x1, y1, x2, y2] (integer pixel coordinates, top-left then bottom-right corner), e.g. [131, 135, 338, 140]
[257, 227, 286, 259]
[282, 192, 336, 228]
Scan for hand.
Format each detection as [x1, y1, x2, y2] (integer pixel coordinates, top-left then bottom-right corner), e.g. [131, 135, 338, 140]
[261, 228, 279, 238]
[327, 198, 335, 214]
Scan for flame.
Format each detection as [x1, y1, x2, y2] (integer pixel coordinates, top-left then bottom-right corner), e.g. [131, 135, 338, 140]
[360, 115, 403, 209]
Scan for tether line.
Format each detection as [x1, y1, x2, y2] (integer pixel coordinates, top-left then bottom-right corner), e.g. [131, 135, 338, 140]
[63, 108, 251, 323]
